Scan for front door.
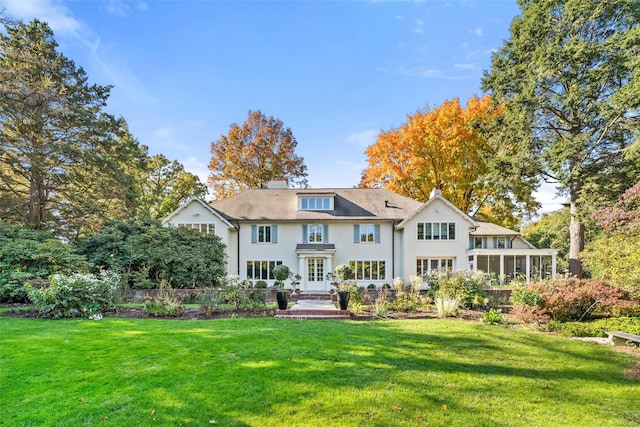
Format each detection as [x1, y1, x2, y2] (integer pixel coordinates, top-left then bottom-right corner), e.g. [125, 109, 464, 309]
[306, 257, 325, 291]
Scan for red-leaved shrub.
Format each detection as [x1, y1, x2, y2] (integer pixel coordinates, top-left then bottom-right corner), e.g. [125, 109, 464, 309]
[513, 278, 633, 323]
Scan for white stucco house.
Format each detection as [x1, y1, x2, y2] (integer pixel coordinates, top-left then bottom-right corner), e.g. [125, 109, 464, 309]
[162, 183, 557, 292]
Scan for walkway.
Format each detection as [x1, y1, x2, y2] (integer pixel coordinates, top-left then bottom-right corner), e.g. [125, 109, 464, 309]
[274, 299, 350, 320]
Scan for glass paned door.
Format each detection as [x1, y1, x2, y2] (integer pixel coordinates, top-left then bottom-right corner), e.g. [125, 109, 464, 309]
[307, 258, 325, 284]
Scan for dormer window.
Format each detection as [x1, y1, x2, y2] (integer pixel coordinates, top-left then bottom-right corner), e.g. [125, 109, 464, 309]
[298, 194, 334, 210]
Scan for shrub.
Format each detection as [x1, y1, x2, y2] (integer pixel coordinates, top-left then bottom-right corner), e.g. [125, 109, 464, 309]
[373, 288, 391, 319]
[0, 222, 91, 303]
[199, 287, 222, 316]
[547, 317, 640, 337]
[425, 270, 487, 305]
[435, 296, 463, 318]
[79, 220, 226, 289]
[220, 274, 266, 310]
[254, 280, 268, 289]
[272, 265, 290, 289]
[26, 271, 121, 319]
[510, 304, 551, 324]
[144, 282, 183, 317]
[511, 286, 542, 307]
[483, 308, 506, 324]
[510, 279, 636, 324]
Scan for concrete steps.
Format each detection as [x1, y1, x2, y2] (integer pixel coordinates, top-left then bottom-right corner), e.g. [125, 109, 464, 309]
[291, 292, 332, 301]
[274, 299, 350, 320]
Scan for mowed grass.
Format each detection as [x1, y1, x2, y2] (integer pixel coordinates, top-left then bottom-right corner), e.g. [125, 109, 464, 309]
[1, 317, 638, 427]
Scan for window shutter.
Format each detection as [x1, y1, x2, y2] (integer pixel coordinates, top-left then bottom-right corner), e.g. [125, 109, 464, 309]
[302, 225, 308, 243]
[251, 225, 257, 243]
[374, 224, 381, 243]
[272, 225, 278, 243]
[323, 224, 329, 243]
[493, 237, 497, 249]
[353, 225, 359, 243]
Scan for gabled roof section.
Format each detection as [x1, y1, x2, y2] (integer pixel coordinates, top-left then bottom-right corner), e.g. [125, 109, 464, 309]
[161, 196, 235, 229]
[210, 188, 422, 221]
[395, 189, 478, 229]
[470, 219, 520, 236]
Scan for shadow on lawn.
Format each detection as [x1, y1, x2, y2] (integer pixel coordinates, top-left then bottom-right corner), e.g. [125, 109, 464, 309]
[120, 318, 638, 425]
[4, 317, 637, 426]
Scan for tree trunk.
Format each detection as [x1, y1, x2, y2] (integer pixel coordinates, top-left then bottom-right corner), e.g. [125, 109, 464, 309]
[28, 167, 46, 229]
[568, 183, 584, 278]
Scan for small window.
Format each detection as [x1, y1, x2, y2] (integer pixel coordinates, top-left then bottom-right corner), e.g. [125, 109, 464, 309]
[251, 225, 277, 244]
[354, 224, 380, 243]
[417, 222, 456, 241]
[416, 258, 454, 274]
[300, 196, 333, 211]
[175, 223, 215, 234]
[308, 224, 324, 243]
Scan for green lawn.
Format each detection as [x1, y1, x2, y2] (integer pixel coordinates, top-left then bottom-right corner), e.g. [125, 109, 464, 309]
[1, 317, 638, 426]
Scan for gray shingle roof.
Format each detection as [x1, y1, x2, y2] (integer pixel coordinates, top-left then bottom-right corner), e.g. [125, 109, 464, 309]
[210, 188, 422, 221]
[470, 219, 520, 236]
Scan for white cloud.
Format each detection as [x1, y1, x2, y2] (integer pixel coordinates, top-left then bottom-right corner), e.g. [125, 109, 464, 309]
[347, 129, 378, 148]
[413, 28, 424, 34]
[397, 66, 442, 78]
[471, 27, 484, 37]
[534, 182, 566, 214]
[3, 0, 81, 36]
[152, 127, 173, 140]
[181, 156, 211, 189]
[4, 0, 152, 106]
[454, 63, 479, 70]
[395, 15, 404, 20]
[85, 37, 155, 105]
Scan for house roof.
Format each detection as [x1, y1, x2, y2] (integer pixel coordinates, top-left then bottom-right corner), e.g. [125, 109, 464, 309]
[210, 188, 423, 221]
[395, 189, 478, 230]
[161, 196, 235, 229]
[470, 219, 520, 236]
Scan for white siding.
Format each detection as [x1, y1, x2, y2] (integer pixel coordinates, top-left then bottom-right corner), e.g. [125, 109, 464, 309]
[401, 199, 471, 277]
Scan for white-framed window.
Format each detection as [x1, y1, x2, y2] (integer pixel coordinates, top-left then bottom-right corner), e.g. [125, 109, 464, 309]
[354, 224, 380, 243]
[349, 260, 386, 281]
[303, 224, 327, 243]
[251, 225, 277, 244]
[470, 236, 486, 249]
[416, 258, 454, 274]
[300, 197, 332, 211]
[417, 222, 456, 241]
[177, 223, 215, 234]
[494, 236, 511, 249]
[246, 260, 283, 280]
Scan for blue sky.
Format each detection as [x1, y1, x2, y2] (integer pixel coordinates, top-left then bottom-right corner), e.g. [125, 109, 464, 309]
[3, 0, 563, 212]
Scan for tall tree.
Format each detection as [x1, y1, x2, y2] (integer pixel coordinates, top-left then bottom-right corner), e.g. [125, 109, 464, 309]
[0, 19, 145, 240]
[208, 110, 308, 199]
[138, 154, 207, 220]
[482, 0, 640, 277]
[360, 95, 538, 228]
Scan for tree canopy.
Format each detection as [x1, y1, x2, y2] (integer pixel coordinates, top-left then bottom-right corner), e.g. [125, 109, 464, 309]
[0, 19, 146, 240]
[137, 154, 207, 220]
[482, 0, 640, 276]
[208, 110, 308, 199]
[360, 95, 538, 228]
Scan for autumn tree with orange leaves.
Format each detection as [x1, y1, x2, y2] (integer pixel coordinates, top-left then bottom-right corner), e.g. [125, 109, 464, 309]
[209, 110, 308, 199]
[360, 95, 539, 228]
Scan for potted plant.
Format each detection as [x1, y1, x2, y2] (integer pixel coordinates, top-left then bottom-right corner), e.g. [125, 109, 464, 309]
[272, 264, 290, 310]
[289, 273, 301, 295]
[331, 263, 354, 310]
